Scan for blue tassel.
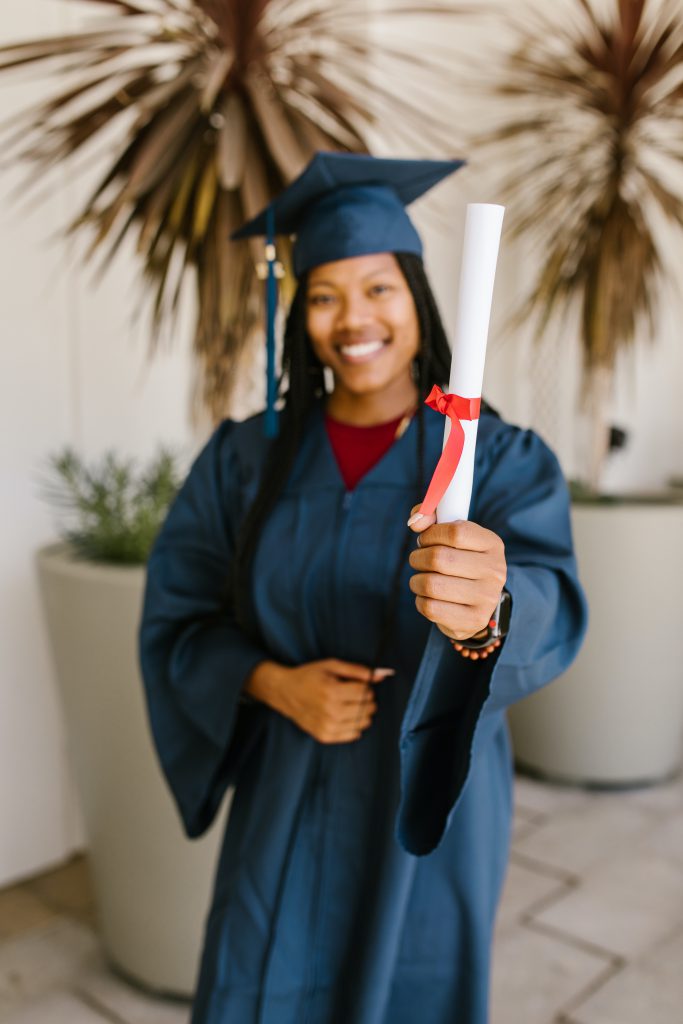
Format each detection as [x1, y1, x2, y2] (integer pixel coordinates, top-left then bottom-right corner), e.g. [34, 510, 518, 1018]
[264, 207, 279, 438]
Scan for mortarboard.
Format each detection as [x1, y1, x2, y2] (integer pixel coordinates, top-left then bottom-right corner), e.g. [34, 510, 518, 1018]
[231, 151, 466, 436]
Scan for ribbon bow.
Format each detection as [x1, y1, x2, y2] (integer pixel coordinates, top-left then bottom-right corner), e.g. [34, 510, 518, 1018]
[419, 384, 481, 516]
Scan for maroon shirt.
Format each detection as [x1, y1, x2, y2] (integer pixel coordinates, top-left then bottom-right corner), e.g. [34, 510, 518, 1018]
[324, 411, 404, 491]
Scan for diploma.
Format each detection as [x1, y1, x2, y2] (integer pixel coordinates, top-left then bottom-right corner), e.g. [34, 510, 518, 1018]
[419, 203, 505, 523]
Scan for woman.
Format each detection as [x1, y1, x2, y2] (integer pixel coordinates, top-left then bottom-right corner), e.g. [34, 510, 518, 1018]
[139, 153, 587, 1024]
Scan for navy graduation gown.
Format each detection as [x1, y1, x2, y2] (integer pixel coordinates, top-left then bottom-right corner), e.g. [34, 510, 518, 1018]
[138, 401, 587, 1024]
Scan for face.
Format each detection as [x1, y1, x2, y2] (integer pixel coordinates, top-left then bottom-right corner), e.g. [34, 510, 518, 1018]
[305, 252, 420, 398]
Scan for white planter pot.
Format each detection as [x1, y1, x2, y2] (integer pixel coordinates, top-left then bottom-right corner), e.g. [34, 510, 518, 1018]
[507, 502, 683, 786]
[37, 543, 227, 997]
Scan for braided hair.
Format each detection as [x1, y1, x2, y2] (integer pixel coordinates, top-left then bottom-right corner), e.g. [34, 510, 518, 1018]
[233, 251, 452, 656]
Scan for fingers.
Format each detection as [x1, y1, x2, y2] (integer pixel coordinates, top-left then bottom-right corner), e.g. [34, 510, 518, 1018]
[292, 660, 391, 746]
[409, 568, 503, 615]
[407, 520, 507, 642]
[314, 702, 377, 744]
[318, 701, 376, 731]
[340, 703, 376, 728]
[319, 727, 367, 745]
[413, 594, 491, 639]
[316, 674, 380, 744]
[323, 659, 395, 683]
[416, 519, 503, 554]
[369, 668, 395, 683]
[406, 504, 436, 534]
[409, 571, 482, 606]
[334, 682, 377, 705]
[321, 679, 377, 719]
[408, 544, 485, 579]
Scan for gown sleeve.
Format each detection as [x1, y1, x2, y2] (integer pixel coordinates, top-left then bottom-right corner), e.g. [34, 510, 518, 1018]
[138, 421, 270, 839]
[397, 424, 588, 855]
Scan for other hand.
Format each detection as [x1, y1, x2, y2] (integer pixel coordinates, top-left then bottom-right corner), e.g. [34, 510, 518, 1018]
[246, 658, 393, 744]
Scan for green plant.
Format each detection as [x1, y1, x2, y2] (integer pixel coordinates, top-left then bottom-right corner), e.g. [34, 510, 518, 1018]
[480, 0, 683, 490]
[0, 0, 467, 422]
[40, 447, 183, 563]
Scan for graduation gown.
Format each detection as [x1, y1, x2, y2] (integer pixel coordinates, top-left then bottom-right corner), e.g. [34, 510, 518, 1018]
[138, 400, 587, 1024]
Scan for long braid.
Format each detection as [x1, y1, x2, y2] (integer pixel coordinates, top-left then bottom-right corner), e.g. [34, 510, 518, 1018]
[233, 253, 453, 646]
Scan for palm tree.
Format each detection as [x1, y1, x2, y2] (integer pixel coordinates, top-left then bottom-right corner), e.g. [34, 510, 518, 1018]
[0, 0, 467, 421]
[481, 0, 683, 489]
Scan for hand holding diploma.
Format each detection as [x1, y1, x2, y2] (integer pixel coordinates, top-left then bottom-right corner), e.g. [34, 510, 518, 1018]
[407, 203, 506, 651]
[407, 514, 507, 653]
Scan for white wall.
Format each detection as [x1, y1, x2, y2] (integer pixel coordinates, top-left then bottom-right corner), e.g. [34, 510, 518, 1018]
[2, 1, 682, 886]
[0, 4, 195, 886]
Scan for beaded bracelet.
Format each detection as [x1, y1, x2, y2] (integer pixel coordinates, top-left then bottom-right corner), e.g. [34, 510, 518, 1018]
[448, 590, 511, 660]
[449, 634, 502, 660]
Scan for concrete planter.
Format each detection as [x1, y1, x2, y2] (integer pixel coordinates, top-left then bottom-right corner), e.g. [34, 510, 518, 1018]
[508, 502, 683, 786]
[36, 543, 227, 997]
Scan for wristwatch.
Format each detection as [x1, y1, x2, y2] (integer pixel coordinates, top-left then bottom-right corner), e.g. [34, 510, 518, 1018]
[457, 589, 511, 650]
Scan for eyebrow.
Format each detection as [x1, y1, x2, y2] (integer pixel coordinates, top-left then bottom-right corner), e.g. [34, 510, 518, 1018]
[308, 264, 398, 289]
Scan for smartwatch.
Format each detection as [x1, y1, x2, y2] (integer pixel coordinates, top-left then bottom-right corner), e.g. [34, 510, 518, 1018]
[457, 589, 511, 651]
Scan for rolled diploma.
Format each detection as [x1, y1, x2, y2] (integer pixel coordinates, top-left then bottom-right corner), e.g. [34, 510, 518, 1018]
[437, 203, 505, 524]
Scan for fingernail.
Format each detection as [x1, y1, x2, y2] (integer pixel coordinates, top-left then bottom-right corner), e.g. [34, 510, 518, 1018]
[373, 667, 395, 678]
[406, 512, 424, 527]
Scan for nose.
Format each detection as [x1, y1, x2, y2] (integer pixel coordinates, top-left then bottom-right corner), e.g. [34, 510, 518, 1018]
[335, 292, 374, 332]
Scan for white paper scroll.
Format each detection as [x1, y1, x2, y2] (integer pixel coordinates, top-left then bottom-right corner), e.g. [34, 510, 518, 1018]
[437, 203, 505, 524]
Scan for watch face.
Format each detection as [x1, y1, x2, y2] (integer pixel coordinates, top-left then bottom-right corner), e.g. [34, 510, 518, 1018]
[499, 590, 512, 635]
[455, 591, 511, 651]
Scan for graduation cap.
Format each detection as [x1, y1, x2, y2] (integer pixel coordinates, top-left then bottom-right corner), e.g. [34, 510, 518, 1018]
[231, 151, 466, 436]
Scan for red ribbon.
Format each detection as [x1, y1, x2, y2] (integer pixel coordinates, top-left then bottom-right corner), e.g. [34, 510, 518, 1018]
[419, 384, 481, 516]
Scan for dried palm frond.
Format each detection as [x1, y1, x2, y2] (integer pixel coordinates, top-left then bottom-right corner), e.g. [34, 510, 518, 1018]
[0, 0, 469, 422]
[480, 0, 683, 384]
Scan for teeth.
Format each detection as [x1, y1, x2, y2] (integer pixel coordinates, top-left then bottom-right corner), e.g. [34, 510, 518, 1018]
[339, 340, 385, 358]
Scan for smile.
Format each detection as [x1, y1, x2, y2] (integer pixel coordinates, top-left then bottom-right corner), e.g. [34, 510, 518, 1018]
[338, 339, 388, 363]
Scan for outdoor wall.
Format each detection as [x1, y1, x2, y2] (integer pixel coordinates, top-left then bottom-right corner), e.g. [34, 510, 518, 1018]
[0, 4, 195, 886]
[1, 1, 682, 886]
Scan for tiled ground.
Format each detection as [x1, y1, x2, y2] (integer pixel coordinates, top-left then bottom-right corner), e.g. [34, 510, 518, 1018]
[1, 771, 682, 1023]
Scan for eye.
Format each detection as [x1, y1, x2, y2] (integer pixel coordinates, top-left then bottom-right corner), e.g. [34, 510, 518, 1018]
[308, 293, 336, 307]
[368, 282, 393, 297]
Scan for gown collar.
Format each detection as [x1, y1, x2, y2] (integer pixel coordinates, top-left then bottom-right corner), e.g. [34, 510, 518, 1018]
[285, 397, 428, 495]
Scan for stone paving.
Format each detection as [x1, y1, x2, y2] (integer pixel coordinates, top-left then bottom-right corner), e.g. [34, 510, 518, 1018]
[1, 772, 682, 1023]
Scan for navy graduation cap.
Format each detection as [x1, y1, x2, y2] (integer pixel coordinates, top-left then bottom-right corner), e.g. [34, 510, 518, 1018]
[231, 151, 466, 436]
